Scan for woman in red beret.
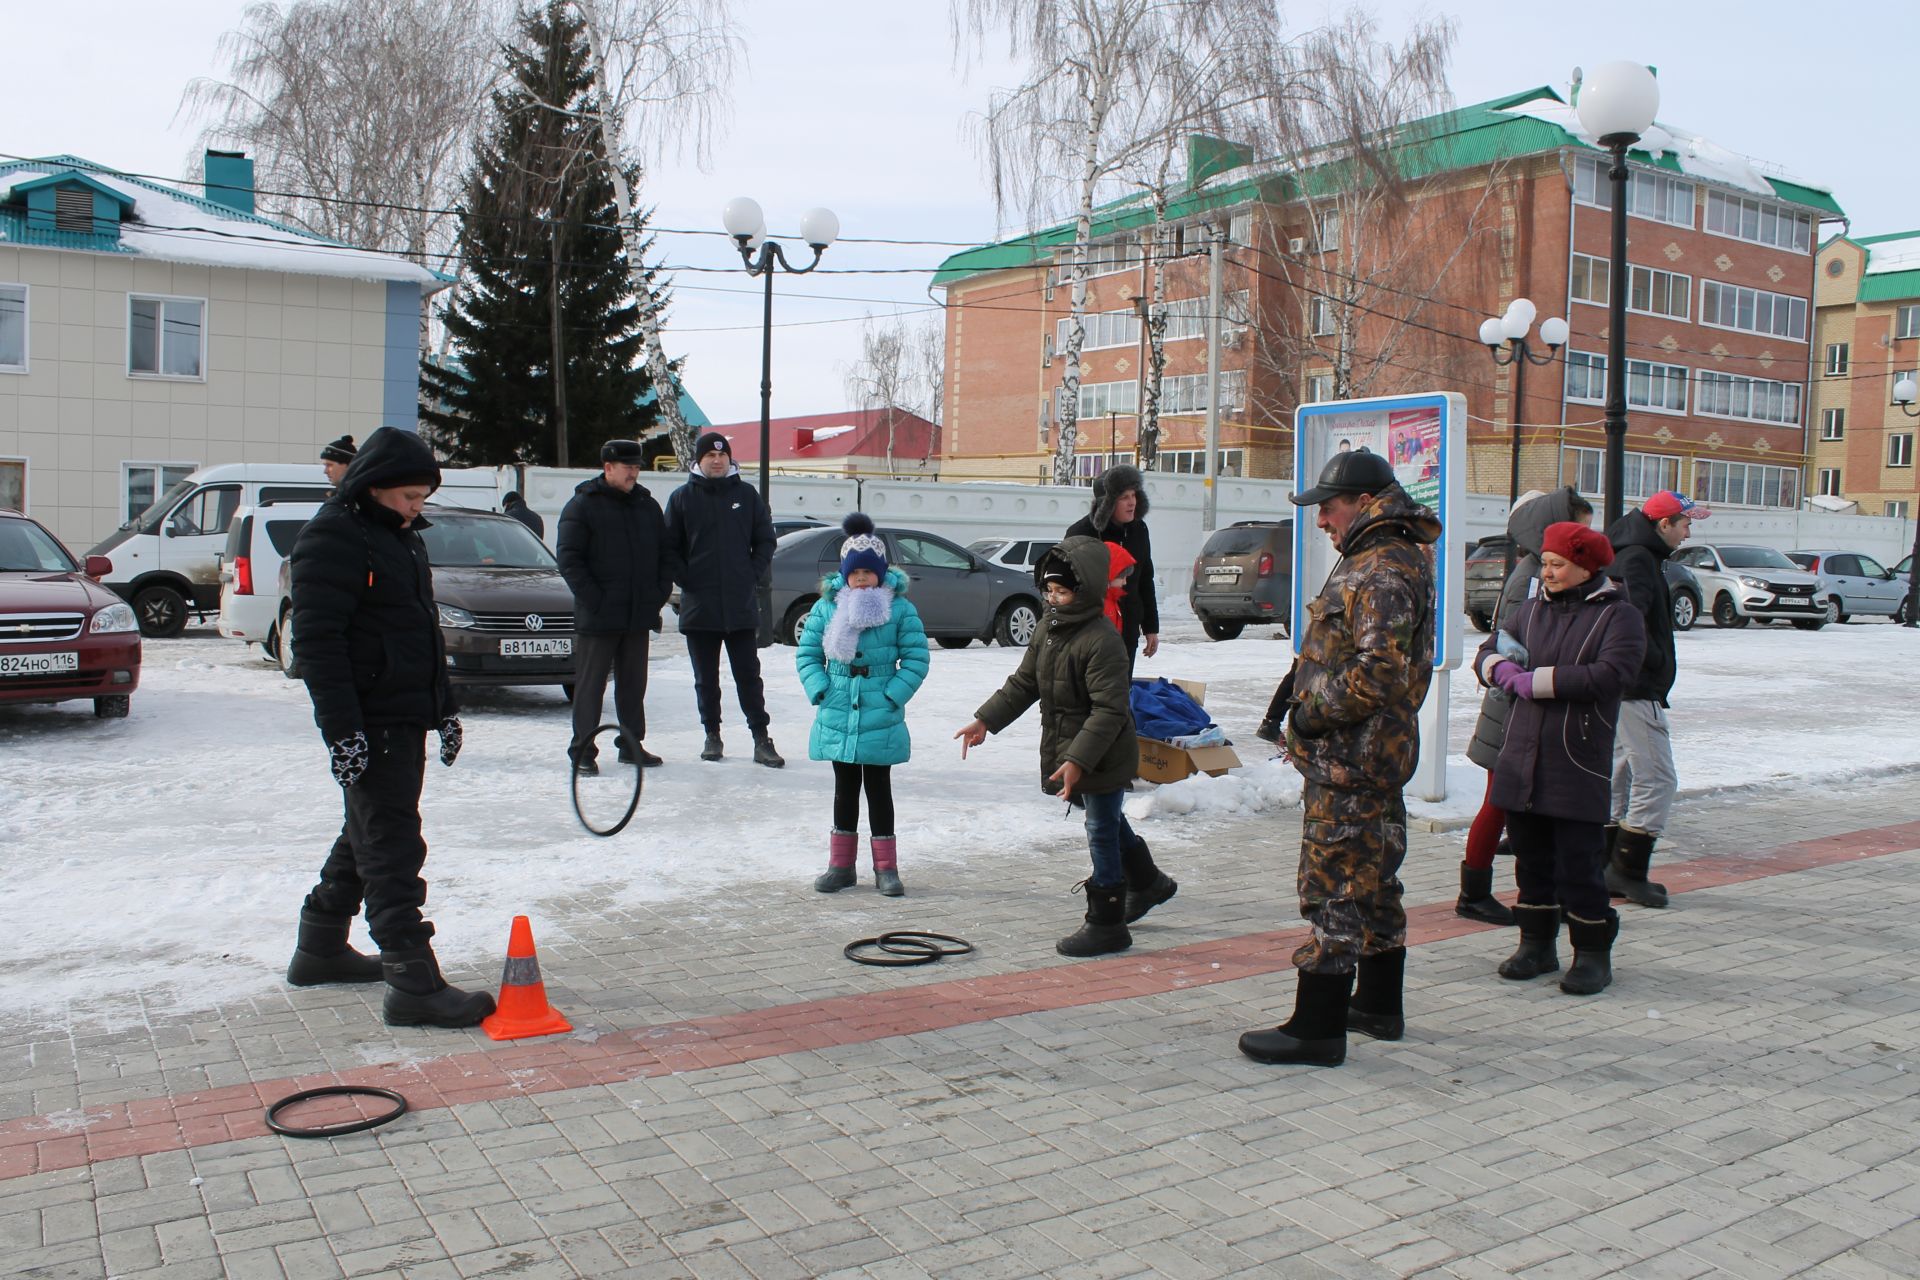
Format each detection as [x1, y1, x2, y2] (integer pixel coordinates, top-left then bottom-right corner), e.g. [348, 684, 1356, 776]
[1472, 521, 1646, 996]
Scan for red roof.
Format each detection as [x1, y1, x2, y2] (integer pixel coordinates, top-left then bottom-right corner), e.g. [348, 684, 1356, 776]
[706, 408, 940, 463]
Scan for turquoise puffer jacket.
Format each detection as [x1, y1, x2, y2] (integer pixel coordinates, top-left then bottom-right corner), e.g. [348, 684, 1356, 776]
[795, 569, 930, 765]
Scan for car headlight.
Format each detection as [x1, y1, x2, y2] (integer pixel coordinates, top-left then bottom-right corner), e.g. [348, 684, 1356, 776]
[1738, 575, 1769, 590]
[437, 603, 475, 628]
[89, 602, 138, 634]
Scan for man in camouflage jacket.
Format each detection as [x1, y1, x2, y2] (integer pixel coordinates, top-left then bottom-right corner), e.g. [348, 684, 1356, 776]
[1241, 450, 1438, 1067]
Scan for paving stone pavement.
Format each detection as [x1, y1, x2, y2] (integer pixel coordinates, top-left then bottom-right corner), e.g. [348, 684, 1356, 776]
[2, 766, 1918, 1279]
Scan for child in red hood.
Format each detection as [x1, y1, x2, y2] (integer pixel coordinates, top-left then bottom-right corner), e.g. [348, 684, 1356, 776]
[1102, 543, 1136, 633]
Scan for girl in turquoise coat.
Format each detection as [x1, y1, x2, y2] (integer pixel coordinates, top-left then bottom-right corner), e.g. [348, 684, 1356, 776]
[796, 514, 930, 896]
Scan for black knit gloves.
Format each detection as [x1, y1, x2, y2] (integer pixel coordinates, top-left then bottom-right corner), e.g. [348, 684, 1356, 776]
[329, 731, 369, 788]
[438, 716, 463, 767]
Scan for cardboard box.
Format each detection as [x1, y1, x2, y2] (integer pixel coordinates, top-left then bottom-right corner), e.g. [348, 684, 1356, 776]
[1135, 678, 1242, 783]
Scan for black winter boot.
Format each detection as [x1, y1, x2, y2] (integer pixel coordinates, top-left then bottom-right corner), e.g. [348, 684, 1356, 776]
[1606, 828, 1669, 908]
[1239, 970, 1352, 1066]
[700, 731, 723, 762]
[1455, 862, 1515, 925]
[1499, 904, 1561, 980]
[1560, 912, 1619, 995]
[381, 946, 496, 1028]
[1347, 948, 1405, 1041]
[286, 909, 383, 986]
[752, 734, 785, 768]
[1056, 882, 1131, 957]
[1120, 836, 1178, 924]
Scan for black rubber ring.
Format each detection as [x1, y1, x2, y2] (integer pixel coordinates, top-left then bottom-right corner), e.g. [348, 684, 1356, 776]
[570, 722, 643, 838]
[844, 936, 942, 967]
[876, 930, 975, 957]
[264, 1085, 408, 1139]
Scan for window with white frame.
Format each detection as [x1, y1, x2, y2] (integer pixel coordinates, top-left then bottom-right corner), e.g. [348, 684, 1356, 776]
[1891, 433, 1914, 468]
[1700, 280, 1808, 340]
[0, 284, 25, 372]
[1889, 500, 1911, 519]
[1038, 396, 1051, 446]
[1825, 342, 1849, 376]
[1564, 350, 1606, 402]
[1821, 408, 1846, 440]
[1704, 190, 1813, 253]
[1694, 459, 1800, 508]
[1229, 211, 1253, 246]
[1152, 448, 1245, 477]
[1159, 371, 1246, 416]
[1056, 309, 1141, 353]
[1303, 372, 1333, 403]
[1900, 305, 1920, 340]
[1314, 207, 1342, 252]
[1160, 291, 1249, 342]
[129, 295, 206, 378]
[1570, 253, 1610, 306]
[1308, 296, 1335, 336]
[0, 458, 23, 513]
[123, 462, 197, 525]
[1060, 237, 1144, 282]
[1626, 358, 1689, 412]
[1629, 264, 1690, 320]
[1572, 154, 1696, 227]
[1696, 370, 1802, 425]
[1062, 380, 1140, 420]
[1817, 468, 1842, 497]
[1566, 447, 1679, 502]
[1072, 451, 1134, 484]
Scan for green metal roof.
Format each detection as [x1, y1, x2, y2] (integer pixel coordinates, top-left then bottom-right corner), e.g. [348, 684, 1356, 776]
[935, 86, 1843, 287]
[1844, 232, 1920, 302]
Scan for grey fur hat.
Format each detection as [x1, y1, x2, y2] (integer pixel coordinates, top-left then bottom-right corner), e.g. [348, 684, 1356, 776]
[1089, 463, 1149, 532]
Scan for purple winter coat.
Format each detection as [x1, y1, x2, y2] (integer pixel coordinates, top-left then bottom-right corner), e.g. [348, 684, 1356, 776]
[1475, 575, 1646, 824]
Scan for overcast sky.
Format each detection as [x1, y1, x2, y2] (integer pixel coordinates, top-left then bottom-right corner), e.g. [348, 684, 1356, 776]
[5, 1, 1907, 428]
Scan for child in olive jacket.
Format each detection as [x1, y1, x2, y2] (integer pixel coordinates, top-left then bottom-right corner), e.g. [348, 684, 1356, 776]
[956, 536, 1177, 955]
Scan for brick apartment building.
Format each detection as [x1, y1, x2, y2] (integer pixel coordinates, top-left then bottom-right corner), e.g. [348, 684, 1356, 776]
[1811, 232, 1920, 520]
[933, 86, 1843, 510]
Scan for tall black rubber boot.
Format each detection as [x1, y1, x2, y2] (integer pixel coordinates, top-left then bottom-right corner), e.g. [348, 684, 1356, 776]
[1560, 912, 1619, 995]
[1056, 882, 1131, 957]
[1606, 828, 1669, 908]
[1499, 903, 1562, 980]
[1456, 862, 1515, 925]
[1120, 836, 1178, 924]
[1239, 970, 1352, 1066]
[381, 946, 497, 1028]
[1346, 948, 1405, 1041]
[286, 909, 384, 986]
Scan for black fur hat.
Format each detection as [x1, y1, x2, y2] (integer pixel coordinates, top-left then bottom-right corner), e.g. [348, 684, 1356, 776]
[1089, 463, 1149, 532]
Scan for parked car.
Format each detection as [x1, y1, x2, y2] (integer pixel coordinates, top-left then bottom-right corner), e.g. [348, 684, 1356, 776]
[967, 536, 1059, 572]
[1665, 559, 1703, 632]
[770, 525, 1041, 648]
[216, 502, 325, 663]
[1784, 550, 1907, 624]
[1669, 543, 1828, 629]
[277, 506, 578, 693]
[1464, 536, 1512, 632]
[0, 509, 141, 718]
[773, 517, 827, 539]
[1190, 520, 1292, 640]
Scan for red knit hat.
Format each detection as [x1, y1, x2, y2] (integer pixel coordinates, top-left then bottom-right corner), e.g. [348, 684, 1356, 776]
[1541, 522, 1613, 573]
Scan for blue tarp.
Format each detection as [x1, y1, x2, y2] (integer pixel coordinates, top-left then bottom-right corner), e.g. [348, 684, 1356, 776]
[1130, 677, 1213, 742]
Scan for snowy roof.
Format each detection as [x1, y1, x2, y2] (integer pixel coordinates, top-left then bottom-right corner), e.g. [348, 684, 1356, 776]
[0, 154, 443, 288]
[1858, 231, 1920, 277]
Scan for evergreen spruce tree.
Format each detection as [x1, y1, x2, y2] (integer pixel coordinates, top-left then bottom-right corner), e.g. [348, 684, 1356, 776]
[420, 1, 662, 466]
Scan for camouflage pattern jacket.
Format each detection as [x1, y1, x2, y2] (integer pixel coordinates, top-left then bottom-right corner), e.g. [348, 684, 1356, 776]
[1286, 484, 1440, 792]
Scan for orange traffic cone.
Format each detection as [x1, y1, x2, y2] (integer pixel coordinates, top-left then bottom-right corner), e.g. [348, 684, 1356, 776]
[480, 915, 573, 1041]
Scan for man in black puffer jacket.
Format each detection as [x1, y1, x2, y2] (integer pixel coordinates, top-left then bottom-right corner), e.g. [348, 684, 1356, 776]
[286, 426, 495, 1030]
[1065, 463, 1157, 675]
[556, 439, 680, 771]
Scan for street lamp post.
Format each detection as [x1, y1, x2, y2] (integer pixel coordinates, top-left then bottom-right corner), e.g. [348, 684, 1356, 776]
[1480, 299, 1569, 580]
[721, 196, 838, 644]
[1893, 376, 1920, 626]
[1576, 61, 1661, 528]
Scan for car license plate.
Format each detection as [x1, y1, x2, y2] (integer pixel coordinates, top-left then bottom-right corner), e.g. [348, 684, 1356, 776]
[500, 638, 572, 658]
[1208, 570, 1239, 584]
[0, 651, 79, 677]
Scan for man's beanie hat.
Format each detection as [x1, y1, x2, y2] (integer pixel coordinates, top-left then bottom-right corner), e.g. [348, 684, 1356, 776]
[694, 430, 732, 458]
[1541, 521, 1615, 573]
[320, 434, 357, 464]
[838, 513, 889, 581]
[600, 439, 644, 464]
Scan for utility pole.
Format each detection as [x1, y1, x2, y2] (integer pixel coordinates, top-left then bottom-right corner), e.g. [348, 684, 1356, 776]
[1202, 223, 1225, 531]
[548, 223, 569, 467]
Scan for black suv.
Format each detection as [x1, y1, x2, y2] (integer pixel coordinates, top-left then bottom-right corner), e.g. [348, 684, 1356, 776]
[1190, 520, 1292, 640]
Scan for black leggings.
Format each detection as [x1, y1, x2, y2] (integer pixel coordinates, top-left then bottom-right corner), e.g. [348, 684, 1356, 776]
[832, 762, 895, 837]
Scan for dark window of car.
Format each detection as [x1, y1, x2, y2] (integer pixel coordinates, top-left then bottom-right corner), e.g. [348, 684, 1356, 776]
[259, 485, 331, 506]
[264, 519, 308, 555]
[1201, 526, 1272, 556]
[893, 534, 972, 570]
[222, 516, 250, 564]
[168, 484, 243, 537]
[418, 515, 556, 568]
[1825, 554, 1860, 576]
[1002, 540, 1030, 564]
[1027, 539, 1057, 566]
[1785, 552, 1816, 570]
[1718, 546, 1797, 570]
[1673, 547, 1711, 568]
[0, 518, 78, 572]
[1467, 538, 1512, 563]
[132, 477, 197, 533]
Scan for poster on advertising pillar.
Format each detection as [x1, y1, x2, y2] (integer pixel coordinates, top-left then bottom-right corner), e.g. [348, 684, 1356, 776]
[1290, 392, 1465, 801]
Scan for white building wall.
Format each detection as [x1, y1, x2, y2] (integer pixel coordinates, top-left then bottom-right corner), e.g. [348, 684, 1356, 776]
[0, 245, 394, 549]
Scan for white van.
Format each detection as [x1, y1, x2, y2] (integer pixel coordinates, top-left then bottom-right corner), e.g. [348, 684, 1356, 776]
[89, 462, 503, 636]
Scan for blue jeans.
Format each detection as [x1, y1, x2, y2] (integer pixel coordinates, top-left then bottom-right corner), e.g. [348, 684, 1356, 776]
[1082, 789, 1136, 888]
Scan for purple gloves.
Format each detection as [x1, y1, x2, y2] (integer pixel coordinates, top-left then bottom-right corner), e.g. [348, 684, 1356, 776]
[1491, 661, 1535, 701]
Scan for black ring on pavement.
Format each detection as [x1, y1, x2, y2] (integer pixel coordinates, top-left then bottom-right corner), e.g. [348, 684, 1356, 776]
[844, 936, 942, 967]
[264, 1086, 408, 1139]
[571, 722, 643, 838]
[876, 931, 974, 958]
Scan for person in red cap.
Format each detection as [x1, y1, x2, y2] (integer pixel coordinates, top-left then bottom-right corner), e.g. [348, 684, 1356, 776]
[1474, 521, 1645, 996]
[1602, 489, 1708, 907]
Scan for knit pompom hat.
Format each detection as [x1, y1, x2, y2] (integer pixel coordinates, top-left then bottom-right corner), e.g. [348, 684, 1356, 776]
[1541, 521, 1614, 573]
[838, 513, 888, 580]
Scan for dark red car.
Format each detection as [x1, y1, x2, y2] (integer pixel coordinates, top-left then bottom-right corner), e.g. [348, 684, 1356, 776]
[0, 509, 142, 717]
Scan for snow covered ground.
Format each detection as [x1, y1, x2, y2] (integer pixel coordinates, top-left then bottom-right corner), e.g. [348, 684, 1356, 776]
[3, 609, 1914, 1030]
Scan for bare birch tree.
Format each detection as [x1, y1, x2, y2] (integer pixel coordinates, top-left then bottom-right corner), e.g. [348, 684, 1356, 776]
[182, 0, 503, 269]
[844, 313, 946, 475]
[953, 0, 1282, 485]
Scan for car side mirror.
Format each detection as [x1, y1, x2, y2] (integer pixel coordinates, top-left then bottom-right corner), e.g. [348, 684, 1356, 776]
[84, 555, 112, 579]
